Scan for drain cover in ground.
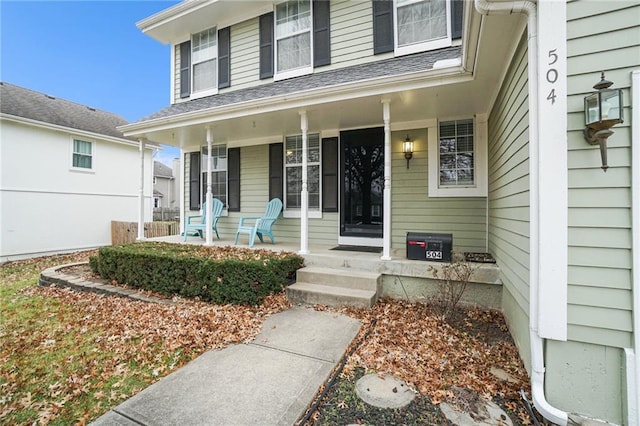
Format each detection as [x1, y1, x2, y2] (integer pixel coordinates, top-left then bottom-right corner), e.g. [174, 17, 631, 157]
[355, 373, 416, 408]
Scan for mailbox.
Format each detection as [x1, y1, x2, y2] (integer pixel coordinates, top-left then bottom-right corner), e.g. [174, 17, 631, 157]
[406, 232, 453, 262]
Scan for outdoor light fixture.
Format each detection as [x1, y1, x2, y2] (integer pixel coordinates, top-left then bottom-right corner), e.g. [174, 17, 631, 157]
[584, 71, 624, 172]
[402, 135, 414, 169]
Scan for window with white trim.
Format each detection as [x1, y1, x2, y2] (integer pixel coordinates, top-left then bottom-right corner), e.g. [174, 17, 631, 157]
[395, 0, 451, 56]
[192, 27, 217, 94]
[438, 119, 474, 187]
[201, 144, 227, 206]
[72, 139, 93, 169]
[285, 134, 320, 210]
[275, 0, 312, 79]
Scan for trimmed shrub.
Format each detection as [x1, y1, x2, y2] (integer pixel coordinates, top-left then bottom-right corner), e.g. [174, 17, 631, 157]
[90, 242, 303, 305]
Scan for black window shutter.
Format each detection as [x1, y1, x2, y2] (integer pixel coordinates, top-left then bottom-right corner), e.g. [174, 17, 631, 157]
[259, 13, 274, 79]
[189, 151, 201, 210]
[372, 0, 393, 55]
[322, 137, 338, 212]
[228, 147, 241, 211]
[451, 0, 463, 40]
[313, 0, 331, 67]
[218, 27, 231, 89]
[179, 41, 191, 98]
[269, 143, 283, 202]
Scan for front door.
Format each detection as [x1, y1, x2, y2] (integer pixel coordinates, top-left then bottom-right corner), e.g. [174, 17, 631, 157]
[340, 127, 384, 240]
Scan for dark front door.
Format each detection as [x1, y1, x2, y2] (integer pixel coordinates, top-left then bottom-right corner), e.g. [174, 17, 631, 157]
[340, 127, 384, 238]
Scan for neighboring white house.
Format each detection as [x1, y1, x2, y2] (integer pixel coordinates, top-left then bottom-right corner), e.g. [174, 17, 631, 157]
[0, 82, 156, 262]
[152, 160, 178, 209]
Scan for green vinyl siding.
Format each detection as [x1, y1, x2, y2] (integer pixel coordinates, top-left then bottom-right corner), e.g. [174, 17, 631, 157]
[328, 0, 377, 69]
[544, 3, 640, 421]
[226, 17, 261, 91]
[172, 1, 380, 102]
[486, 30, 530, 363]
[390, 128, 487, 253]
[568, 265, 632, 290]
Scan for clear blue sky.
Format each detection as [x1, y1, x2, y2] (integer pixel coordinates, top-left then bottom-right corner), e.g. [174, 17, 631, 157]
[1, 0, 181, 165]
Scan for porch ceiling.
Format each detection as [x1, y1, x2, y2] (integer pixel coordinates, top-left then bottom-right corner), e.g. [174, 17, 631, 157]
[133, 13, 524, 151]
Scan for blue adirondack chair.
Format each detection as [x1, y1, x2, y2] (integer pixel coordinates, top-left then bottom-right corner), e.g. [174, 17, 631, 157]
[234, 198, 283, 248]
[183, 198, 224, 241]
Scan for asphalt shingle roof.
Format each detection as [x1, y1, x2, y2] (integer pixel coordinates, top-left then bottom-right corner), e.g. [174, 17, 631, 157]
[138, 46, 462, 123]
[0, 82, 132, 140]
[154, 161, 173, 178]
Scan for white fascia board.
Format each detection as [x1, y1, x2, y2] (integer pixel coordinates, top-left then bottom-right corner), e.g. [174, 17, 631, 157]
[0, 114, 159, 150]
[462, 0, 481, 73]
[138, 0, 272, 44]
[120, 65, 470, 137]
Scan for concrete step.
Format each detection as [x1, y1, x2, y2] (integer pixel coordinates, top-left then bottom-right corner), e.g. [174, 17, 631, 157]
[296, 266, 381, 292]
[286, 282, 378, 308]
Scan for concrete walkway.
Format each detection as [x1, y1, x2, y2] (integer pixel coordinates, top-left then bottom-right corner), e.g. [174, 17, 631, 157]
[92, 307, 361, 426]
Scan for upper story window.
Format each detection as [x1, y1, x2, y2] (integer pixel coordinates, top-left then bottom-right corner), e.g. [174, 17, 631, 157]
[192, 28, 218, 95]
[178, 27, 230, 101]
[72, 139, 93, 170]
[395, 0, 451, 55]
[259, 0, 330, 81]
[373, 0, 460, 57]
[275, 0, 313, 80]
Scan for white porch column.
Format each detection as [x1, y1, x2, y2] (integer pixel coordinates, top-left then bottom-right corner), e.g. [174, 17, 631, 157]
[381, 99, 392, 260]
[205, 127, 213, 246]
[137, 138, 146, 241]
[299, 111, 309, 255]
[179, 148, 185, 236]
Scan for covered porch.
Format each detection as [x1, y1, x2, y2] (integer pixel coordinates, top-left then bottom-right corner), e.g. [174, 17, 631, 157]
[120, 10, 524, 262]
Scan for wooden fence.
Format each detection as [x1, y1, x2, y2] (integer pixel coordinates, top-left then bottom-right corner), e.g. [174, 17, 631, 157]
[111, 221, 179, 245]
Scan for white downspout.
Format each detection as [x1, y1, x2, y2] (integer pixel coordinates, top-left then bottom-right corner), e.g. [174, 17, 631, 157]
[474, 1, 568, 425]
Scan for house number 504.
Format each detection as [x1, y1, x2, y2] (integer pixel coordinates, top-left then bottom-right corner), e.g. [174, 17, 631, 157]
[546, 49, 558, 105]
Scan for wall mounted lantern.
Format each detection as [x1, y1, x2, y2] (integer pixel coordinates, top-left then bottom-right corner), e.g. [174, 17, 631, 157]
[584, 71, 623, 172]
[402, 135, 414, 169]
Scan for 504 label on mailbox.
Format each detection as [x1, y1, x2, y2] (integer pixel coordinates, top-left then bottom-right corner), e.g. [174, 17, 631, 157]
[425, 251, 443, 260]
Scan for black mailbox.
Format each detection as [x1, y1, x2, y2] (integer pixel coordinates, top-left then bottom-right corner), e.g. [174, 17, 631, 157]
[406, 232, 453, 262]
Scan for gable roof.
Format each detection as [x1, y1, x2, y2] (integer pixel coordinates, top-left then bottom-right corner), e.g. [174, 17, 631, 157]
[0, 82, 134, 141]
[135, 46, 461, 124]
[154, 161, 173, 178]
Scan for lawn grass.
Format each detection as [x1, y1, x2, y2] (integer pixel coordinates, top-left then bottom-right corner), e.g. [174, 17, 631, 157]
[0, 252, 155, 424]
[0, 251, 290, 425]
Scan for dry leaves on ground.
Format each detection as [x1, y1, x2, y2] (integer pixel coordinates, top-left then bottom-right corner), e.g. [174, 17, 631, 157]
[317, 299, 535, 424]
[1, 251, 290, 425]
